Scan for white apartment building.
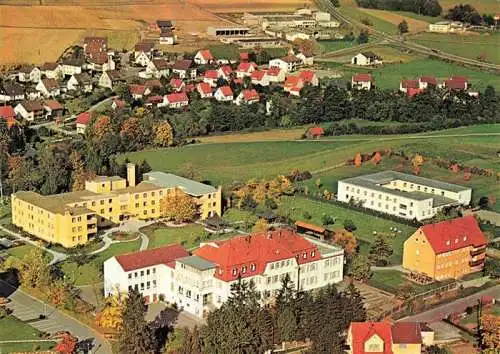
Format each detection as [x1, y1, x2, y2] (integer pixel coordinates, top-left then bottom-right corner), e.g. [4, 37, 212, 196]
[337, 171, 472, 221]
[104, 228, 344, 319]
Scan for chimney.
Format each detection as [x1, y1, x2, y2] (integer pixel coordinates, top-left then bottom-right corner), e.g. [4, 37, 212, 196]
[127, 163, 136, 187]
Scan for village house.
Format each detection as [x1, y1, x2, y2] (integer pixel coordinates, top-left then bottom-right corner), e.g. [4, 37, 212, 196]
[217, 65, 233, 81]
[43, 100, 63, 119]
[135, 51, 152, 67]
[351, 73, 373, 90]
[36, 78, 61, 98]
[0, 82, 25, 103]
[156, 20, 173, 32]
[18, 65, 41, 83]
[14, 100, 45, 122]
[169, 78, 185, 92]
[88, 52, 115, 72]
[235, 89, 260, 105]
[41, 62, 62, 79]
[146, 59, 171, 79]
[299, 70, 318, 86]
[441, 76, 469, 91]
[428, 21, 464, 33]
[76, 111, 92, 134]
[284, 75, 302, 96]
[235, 62, 257, 78]
[129, 84, 151, 100]
[61, 59, 83, 76]
[99, 70, 123, 89]
[83, 37, 108, 56]
[297, 50, 314, 66]
[265, 67, 285, 83]
[251, 70, 269, 86]
[146, 95, 164, 107]
[214, 86, 233, 102]
[194, 49, 214, 65]
[418, 76, 437, 90]
[203, 70, 219, 87]
[403, 216, 487, 280]
[111, 99, 126, 111]
[172, 60, 196, 80]
[0, 105, 17, 127]
[269, 54, 302, 73]
[134, 42, 155, 67]
[197, 82, 213, 99]
[161, 92, 189, 109]
[159, 29, 175, 45]
[25, 87, 41, 101]
[351, 52, 383, 66]
[399, 79, 419, 94]
[306, 126, 324, 139]
[67, 73, 93, 93]
[145, 79, 163, 92]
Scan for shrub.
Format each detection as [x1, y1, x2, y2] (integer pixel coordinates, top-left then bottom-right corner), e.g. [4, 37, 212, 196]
[344, 219, 357, 232]
[321, 214, 335, 226]
[303, 211, 312, 220]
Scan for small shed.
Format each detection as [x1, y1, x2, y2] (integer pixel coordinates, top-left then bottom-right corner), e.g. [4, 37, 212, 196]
[295, 221, 333, 240]
[306, 126, 324, 139]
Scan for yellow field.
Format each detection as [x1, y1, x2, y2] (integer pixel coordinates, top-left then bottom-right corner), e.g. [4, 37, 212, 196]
[358, 8, 430, 32]
[187, 0, 314, 13]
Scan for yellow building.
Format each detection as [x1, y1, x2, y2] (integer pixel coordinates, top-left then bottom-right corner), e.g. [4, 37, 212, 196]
[11, 165, 222, 248]
[402, 216, 487, 281]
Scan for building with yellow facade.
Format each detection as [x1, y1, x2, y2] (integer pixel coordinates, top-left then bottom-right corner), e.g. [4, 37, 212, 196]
[403, 216, 487, 281]
[11, 165, 222, 248]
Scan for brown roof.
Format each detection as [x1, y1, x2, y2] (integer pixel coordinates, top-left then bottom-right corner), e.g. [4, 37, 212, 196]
[19, 65, 36, 74]
[352, 73, 372, 82]
[105, 70, 122, 81]
[41, 78, 59, 90]
[73, 73, 92, 85]
[90, 52, 109, 65]
[173, 59, 193, 71]
[21, 100, 44, 112]
[115, 243, 189, 271]
[1, 82, 25, 96]
[391, 322, 422, 344]
[44, 99, 63, 110]
[151, 58, 170, 70]
[281, 54, 301, 63]
[135, 41, 155, 53]
[41, 62, 59, 71]
[295, 220, 326, 233]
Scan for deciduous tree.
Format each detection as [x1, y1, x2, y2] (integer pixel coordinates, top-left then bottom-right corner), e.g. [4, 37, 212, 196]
[154, 121, 174, 147]
[480, 314, 500, 350]
[354, 153, 362, 167]
[160, 188, 198, 223]
[252, 218, 269, 233]
[95, 293, 125, 330]
[333, 230, 357, 255]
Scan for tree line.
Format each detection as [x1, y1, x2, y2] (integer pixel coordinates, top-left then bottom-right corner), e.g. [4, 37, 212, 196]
[355, 0, 442, 17]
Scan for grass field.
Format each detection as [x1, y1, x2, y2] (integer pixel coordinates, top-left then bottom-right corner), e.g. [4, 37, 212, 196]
[338, 6, 397, 34]
[277, 196, 416, 263]
[318, 40, 361, 53]
[358, 8, 430, 32]
[144, 224, 205, 250]
[368, 269, 449, 294]
[410, 32, 500, 65]
[439, 0, 498, 13]
[188, 0, 313, 13]
[0, 316, 55, 353]
[6, 244, 37, 259]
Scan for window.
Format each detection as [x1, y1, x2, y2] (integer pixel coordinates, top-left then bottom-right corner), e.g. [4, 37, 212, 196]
[186, 290, 191, 298]
[146, 281, 150, 289]
[140, 283, 144, 290]
[100, 200, 104, 205]
[143, 193, 147, 198]
[152, 268, 156, 274]
[153, 280, 156, 288]
[140, 271, 144, 276]
[242, 266, 247, 274]
[303, 252, 307, 259]
[251, 263, 256, 271]
[128, 274, 132, 279]
[311, 251, 315, 257]
[232, 268, 237, 276]
[134, 272, 138, 278]
[135, 203, 139, 208]
[128, 285, 132, 291]
[146, 269, 150, 275]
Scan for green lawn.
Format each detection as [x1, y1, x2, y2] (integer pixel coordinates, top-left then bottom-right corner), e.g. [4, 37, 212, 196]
[277, 195, 416, 264]
[6, 244, 37, 259]
[368, 269, 450, 294]
[59, 240, 141, 286]
[222, 208, 257, 224]
[207, 44, 239, 60]
[144, 224, 205, 250]
[338, 7, 397, 34]
[410, 32, 500, 65]
[319, 40, 361, 53]
[0, 316, 56, 353]
[394, 11, 442, 24]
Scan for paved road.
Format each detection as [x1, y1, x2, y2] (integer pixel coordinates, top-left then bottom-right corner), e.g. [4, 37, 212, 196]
[398, 284, 500, 323]
[1, 280, 111, 354]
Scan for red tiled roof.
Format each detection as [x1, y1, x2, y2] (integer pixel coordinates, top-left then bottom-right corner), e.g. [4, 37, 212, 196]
[151, 58, 170, 70]
[420, 76, 437, 85]
[44, 100, 63, 110]
[204, 70, 218, 79]
[90, 52, 109, 65]
[219, 65, 232, 76]
[251, 70, 266, 81]
[401, 79, 419, 89]
[307, 126, 324, 137]
[183, 84, 195, 93]
[444, 79, 466, 90]
[0, 105, 16, 119]
[407, 88, 423, 97]
[266, 67, 281, 76]
[350, 322, 392, 354]
[420, 216, 487, 254]
[299, 70, 315, 83]
[391, 322, 422, 344]
[239, 52, 249, 61]
[295, 220, 325, 233]
[197, 49, 214, 61]
[147, 95, 163, 103]
[352, 73, 372, 83]
[237, 62, 256, 73]
[197, 82, 213, 95]
[129, 84, 147, 95]
[218, 85, 233, 97]
[233, 78, 243, 85]
[112, 99, 126, 108]
[116, 243, 189, 271]
[243, 89, 259, 101]
[281, 54, 300, 63]
[284, 75, 300, 88]
[166, 92, 189, 103]
[170, 78, 184, 89]
[194, 228, 320, 282]
[76, 112, 91, 125]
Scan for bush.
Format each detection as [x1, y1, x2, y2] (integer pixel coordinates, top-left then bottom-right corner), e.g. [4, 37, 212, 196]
[321, 214, 335, 226]
[344, 219, 357, 232]
[303, 211, 312, 220]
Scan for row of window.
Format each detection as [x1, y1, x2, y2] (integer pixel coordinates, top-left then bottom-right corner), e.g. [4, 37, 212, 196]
[324, 271, 341, 281]
[128, 268, 157, 279]
[128, 280, 157, 292]
[437, 259, 469, 269]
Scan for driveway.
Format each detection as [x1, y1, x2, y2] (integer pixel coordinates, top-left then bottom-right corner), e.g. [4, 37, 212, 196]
[1, 280, 111, 353]
[398, 285, 500, 323]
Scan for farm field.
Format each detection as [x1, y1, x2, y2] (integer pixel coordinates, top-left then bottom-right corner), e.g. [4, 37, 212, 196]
[187, 0, 313, 13]
[410, 32, 500, 65]
[358, 8, 430, 32]
[338, 6, 397, 34]
[277, 195, 416, 264]
[0, 316, 55, 353]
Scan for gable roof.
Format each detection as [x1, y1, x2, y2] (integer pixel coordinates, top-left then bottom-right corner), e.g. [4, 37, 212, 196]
[444, 79, 466, 90]
[170, 78, 184, 89]
[19, 65, 36, 74]
[20, 100, 44, 112]
[44, 99, 63, 110]
[129, 84, 147, 95]
[420, 216, 486, 254]
[391, 322, 422, 344]
[41, 62, 60, 71]
[112, 99, 126, 109]
[352, 73, 372, 83]
[350, 322, 392, 354]
[299, 70, 315, 83]
[0, 105, 15, 119]
[251, 70, 266, 81]
[197, 82, 213, 95]
[242, 89, 259, 101]
[217, 85, 233, 97]
[115, 243, 189, 271]
[360, 51, 380, 59]
[266, 67, 282, 76]
[204, 70, 218, 79]
[197, 49, 214, 61]
[90, 52, 109, 65]
[145, 79, 162, 89]
[218, 65, 232, 76]
[280, 54, 301, 63]
[194, 228, 321, 282]
[73, 73, 92, 85]
[135, 41, 154, 53]
[239, 52, 249, 61]
[151, 58, 170, 70]
[41, 78, 59, 90]
[166, 92, 189, 103]
[284, 75, 300, 88]
[172, 59, 193, 71]
[76, 111, 92, 125]
[237, 62, 256, 72]
[105, 70, 122, 81]
[308, 126, 324, 136]
[1, 82, 25, 96]
[419, 76, 437, 85]
[401, 79, 419, 89]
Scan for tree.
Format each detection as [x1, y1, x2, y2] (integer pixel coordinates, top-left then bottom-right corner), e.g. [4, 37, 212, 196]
[252, 218, 269, 233]
[349, 254, 372, 282]
[480, 314, 500, 350]
[54, 332, 78, 354]
[48, 279, 73, 308]
[165, 327, 187, 354]
[398, 20, 409, 34]
[178, 163, 198, 181]
[342, 282, 366, 327]
[369, 235, 393, 266]
[154, 121, 174, 147]
[427, 345, 448, 354]
[119, 289, 153, 354]
[160, 188, 198, 223]
[18, 247, 51, 289]
[483, 258, 500, 278]
[333, 230, 357, 255]
[343, 219, 357, 232]
[371, 151, 382, 165]
[329, 0, 340, 6]
[357, 29, 369, 44]
[411, 153, 424, 175]
[321, 214, 335, 226]
[396, 282, 415, 300]
[95, 293, 125, 330]
[354, 153, 362, 167]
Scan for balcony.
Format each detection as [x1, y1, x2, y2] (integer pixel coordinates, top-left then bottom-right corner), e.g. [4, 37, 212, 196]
[469, 259, 485, 267]
[470, 246, 486, 257]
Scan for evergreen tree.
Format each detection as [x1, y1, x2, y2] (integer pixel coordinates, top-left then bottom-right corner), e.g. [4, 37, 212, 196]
[369, 235, 393, 266]
[398, 20, 409, 34]
[119, 289, 153, 354]
[342, 281, 366, 328]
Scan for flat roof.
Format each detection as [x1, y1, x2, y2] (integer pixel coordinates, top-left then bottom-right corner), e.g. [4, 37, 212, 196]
[144, 171, 216, 196]
[177, 255, 215, 271]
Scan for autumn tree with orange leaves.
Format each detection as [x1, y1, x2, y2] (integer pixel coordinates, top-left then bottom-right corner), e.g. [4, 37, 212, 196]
[333, 230, 357, 255]
[154, 121, 174, 147]
[91, 115, 113, 140]
[371, 152, 382, 165]
[160, 188, 198, 223]
[54, 332, 78, 354]
[354, 153, 362, 167]
[69, 151, 95, 191]
[480, 313, 500, 350]
[95, 293, 125, 331]
[411, 153, 424, 175]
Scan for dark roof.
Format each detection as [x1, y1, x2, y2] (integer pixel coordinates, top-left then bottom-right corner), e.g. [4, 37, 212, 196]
[135, 41, 155, 52]
[19, 65, 36, 74]
[105, 70, 122, 81]
[177, 255, 215, 271]
[151, 58, 170, 69]
[1, 82, 25, 96]
[391, 322, 422, 344]
[73, 73, 92, 85]
[20, 100, 44, 112]
[157, 20, 173, 28]
[172, 59, 193, 71]
[361, 51, 380, 59]
[62, 59, 84, 67]
[41, 78, 59, 90]
[41, 62, 60, 71]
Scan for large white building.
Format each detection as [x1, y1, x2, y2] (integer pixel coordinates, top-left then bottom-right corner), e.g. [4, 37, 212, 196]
[337, 171, 472, 221]
[104, 228, 344, 318]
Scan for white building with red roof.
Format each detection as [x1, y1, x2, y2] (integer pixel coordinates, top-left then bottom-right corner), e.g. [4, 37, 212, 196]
[351, 73, 373, 90]
[203, 70, 219, 87]
[234, 89, 260, 105]
[418, 76, 437, 90]
[217, 65, 233, 81]
[197, 82, 213, 98]
[269, 54, 302, 73]
[194, 49, 214, 65]
[169, 78, 185, 92]
[104, 243, 189, 304]
[250, 70, 269, 86]
[265, 67, 285, 83]
[214, 86, 233, 102]
[76, 111, 92, 134]
[235, 62, 257, 78]
[161, 92, 189, 108]
[129, 84, 151, 100]
[0, 105, 16, 127]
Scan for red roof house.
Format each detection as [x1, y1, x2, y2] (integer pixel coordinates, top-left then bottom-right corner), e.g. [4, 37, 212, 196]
[204, 70, 218, 80]
[169, 78, 185, 92]
[112, 99, 126, 110]
[352, 73, 373, 83]
[165, 92, 189, 108]
[419, 76, 437, 86]
[401, 79, 419, 89]
[218, 65, 233, 80]
[348, 322, 393, 354]
[197, 82, 213, 98]
[194, 49, 214, 64]
[116, 243, 189, 271]
[298, 70, 317, 85]
[307, 126, 324, 139]
[239, 52, 249, 62]
[129, 84, 149, 98]
[407, 88, 423, 97]
[214, 86, 233, 101]
[391, 322, 423, 346]
[236, 62, 257, 77]
[444, 78, 467, 90]
[0, 105, 16, 127]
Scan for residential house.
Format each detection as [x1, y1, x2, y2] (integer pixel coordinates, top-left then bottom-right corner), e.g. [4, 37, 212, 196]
[129, 84, 151, 100]
[429, 21, 464, 33]
[235, 62, 257, 78]
[99, 70, 122, 89]
[169, 78, 185, 92]
[43, 100, 63, 119]
[61, 59, 83, 76]
[159, 30, 175, 45]
[251, 70, 269, 86]
[67, 73, 93, 93]
[269, 54, 301, 73]
[83, 37, 108, 56]
[76, 111, 92, 134]
[172, 60, 196, 80]
[418, 76, 437, 90]
[36, 78, 60, 98]
[235, 89, 260, 105]
[197, 82, 213, 98]
[18, 65, 41, 83]
[203, 70, 219, 87]
[135, 51, 152, 67]
[217, 65, 233, 81]
[162, 92, 189, 109]
[146, 59, 171, 79]
[156, 20, 173, 32]
[41, 62, 62, 79]
[0, 82, 25, 103]
[299, 70, 318, 86]
[351, 73, 373, 90]
[306, 126, 324, 139]
[25, 87, 41, 101]
[265, 67, 285, 83]
[351, 52, 383, 66]
[88, 52, 115, 72]
[0, 105, 17, 127]
[214, 86, 233, 102]
[297, 50, 314, 66]
[14, 101, 45, 122]
[194, 49, 214, 65]
[400, 79, 419, 94]
[146, 95, 164, 107]
[239, 52, 249, 62]
[442, 76, 468, 91]
[111, 99, 126, 111]
[134, 42, 155, 67]
[403, 216, 487, 280]
[284, 75, 302, 96]
[145, 79, 163, 93]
